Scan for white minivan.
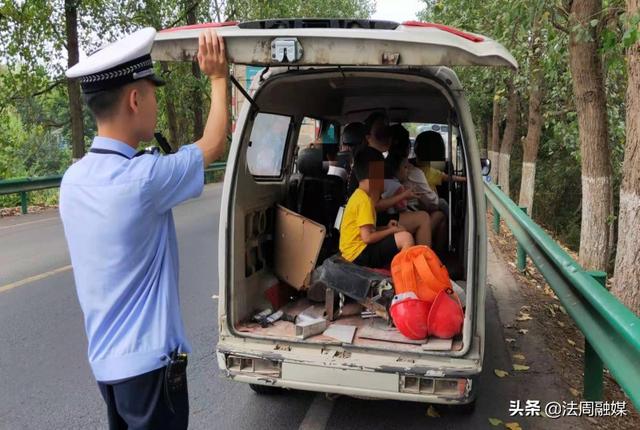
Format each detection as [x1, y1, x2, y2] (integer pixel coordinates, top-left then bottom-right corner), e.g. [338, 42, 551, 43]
[153, 19, 516, 407]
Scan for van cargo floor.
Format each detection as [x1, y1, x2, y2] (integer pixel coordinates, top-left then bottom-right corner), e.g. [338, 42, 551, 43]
[235, 316, 462, 352]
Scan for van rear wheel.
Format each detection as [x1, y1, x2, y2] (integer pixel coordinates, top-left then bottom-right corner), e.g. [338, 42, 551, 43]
[249, 383, 283, 395]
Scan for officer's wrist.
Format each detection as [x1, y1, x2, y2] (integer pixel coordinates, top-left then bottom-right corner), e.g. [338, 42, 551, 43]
[209, 75, 228, 82]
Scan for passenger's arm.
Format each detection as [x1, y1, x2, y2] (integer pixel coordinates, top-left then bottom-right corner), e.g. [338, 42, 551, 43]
[194, 29, 229, 166]
[442, 173, 467, 182]
[375, 189, 414, 211]
[407, 167, 439, 211]
[359, 224, 400, 245]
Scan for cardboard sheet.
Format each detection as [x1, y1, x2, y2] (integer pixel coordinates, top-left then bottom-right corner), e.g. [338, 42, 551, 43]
[323, 325, 357, 344]
[274, 205, 326, 290]
[358, 325, 426, 345]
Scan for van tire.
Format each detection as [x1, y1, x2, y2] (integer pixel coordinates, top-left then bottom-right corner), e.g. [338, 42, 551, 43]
[249, 383, 282, 395]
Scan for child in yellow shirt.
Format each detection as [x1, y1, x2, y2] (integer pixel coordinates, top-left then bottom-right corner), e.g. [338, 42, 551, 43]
[339, 146, 414, 268]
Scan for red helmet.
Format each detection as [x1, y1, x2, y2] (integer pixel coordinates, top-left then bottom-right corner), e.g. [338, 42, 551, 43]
[390, 292, 430, 340]
[428, 288, 464, 339]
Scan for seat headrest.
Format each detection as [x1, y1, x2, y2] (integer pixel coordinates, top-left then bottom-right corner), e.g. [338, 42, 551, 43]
[323, 143, 339, 159]
[335, 151, 353, 170]
[414, 131, 445, 162]
[342, 122, 365, 147]
[297, 146, 325, 177]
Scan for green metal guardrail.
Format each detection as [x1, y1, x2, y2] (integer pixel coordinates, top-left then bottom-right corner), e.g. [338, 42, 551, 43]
[485, 181, 640, 410]
[204, 161, 227, 183]
[0, 175, 63, 214]
[0, 162, 227, 214]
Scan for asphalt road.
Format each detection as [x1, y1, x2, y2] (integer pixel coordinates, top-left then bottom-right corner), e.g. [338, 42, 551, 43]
[0, 183, 588, 429]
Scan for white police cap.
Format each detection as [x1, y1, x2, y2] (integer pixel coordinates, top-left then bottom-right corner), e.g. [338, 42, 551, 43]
[66, 27, 164, 94]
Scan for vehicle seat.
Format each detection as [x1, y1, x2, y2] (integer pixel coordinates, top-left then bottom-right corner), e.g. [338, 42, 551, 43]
[296, 146, 347, 261]
[342, 122, 366, 197]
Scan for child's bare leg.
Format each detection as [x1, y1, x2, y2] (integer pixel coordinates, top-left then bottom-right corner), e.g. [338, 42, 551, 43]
[398, 211, 431, 246]
[394, 231, 414, 250]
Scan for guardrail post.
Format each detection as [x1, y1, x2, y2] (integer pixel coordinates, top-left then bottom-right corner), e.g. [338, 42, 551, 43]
[583, 271, 607, 400]
[516, 206, 528, 272]
[20, 191, 28, 215]
[492, 185, 502, 234]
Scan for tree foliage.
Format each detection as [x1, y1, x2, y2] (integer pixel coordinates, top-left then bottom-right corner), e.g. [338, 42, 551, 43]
[0, 0, 374, 187]
[421, 0, 628, 252]
[0, 0, 634, 267]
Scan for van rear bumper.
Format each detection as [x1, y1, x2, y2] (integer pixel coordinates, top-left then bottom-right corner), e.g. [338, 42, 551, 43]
[216, 348, 479, 404]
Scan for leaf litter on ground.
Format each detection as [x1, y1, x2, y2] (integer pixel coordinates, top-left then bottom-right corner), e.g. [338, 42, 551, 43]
[494, 369, 509, 378]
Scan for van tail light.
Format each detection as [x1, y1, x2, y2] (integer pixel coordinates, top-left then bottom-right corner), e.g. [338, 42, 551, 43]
[401, 375, 471, 397]
[226, 355, 281, 377]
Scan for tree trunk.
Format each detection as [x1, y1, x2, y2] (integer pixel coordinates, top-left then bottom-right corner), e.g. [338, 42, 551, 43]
[212, 0, 223, 21]
[518, 83, 543, 215]
[498, 79, 518, 197]
[160, 62, 180, 151]
[479, 119, 488, 157]
[186, 1, 205, 140]
[612, 0, 640, 315]
[518, 25, 545, 215]
[489, 96, 501, 183]
[568, 0, 613, 271]
[64, 0, 84, 161]
[487, 117, 493, 157]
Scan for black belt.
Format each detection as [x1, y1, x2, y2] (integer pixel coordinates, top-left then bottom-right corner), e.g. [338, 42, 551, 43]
[89, 148, 148, 159]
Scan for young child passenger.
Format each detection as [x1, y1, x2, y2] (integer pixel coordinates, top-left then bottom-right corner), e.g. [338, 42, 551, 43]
[339, 147, 414, 268]
[387, 125, 448, 254]
[382, 151, 412, 214]
[415, 130, 467, 191]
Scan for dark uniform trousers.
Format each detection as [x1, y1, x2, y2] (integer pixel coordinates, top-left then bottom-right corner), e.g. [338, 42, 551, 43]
[97, 365, 189, 430]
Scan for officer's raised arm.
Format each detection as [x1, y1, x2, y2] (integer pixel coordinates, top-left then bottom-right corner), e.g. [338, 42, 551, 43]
[194, 29, 229, 166]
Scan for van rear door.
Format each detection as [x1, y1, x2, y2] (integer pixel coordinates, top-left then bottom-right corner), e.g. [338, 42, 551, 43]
[152, 19, 517, 69]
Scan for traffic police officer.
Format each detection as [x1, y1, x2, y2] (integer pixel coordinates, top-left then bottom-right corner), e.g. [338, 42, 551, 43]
[60, 27, 229, 429]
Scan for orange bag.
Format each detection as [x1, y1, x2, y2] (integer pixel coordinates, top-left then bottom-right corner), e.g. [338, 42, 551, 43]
[391, 245, 450, 303]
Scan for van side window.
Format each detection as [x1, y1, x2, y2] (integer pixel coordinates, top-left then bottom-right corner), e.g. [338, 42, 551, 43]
[246, 113, 292, 177]
[320, 123, 338, 144]
[297, 117, 320, 147]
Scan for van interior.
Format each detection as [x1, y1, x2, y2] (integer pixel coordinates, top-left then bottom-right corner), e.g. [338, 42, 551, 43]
[226, 68, 471, 355]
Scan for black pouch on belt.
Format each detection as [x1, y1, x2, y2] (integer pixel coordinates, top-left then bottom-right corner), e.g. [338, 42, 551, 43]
[164, 350, 188, 413]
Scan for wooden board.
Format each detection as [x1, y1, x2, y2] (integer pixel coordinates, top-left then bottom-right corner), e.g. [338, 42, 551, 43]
[234, 317, 455, 352]
[235, 320, 342, 344]
[358, 325, 455, 351]
[358, 325, 426, 345]
[274, 205, 326, 290]
[323, 325, 357, 344]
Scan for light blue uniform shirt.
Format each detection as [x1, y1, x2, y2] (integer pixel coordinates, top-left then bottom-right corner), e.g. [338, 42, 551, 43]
[60, 137, 204, 382]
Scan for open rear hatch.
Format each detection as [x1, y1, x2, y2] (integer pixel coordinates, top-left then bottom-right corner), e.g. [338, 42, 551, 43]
[152, 19, 514, 355]
[153, 19, 517, 69]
